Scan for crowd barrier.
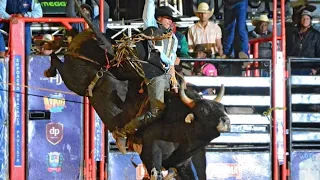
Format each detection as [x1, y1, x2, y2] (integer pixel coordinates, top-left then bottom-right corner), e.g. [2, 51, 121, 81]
[287, 58, 320, 180]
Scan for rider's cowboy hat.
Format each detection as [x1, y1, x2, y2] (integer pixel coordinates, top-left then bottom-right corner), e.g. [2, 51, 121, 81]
[251, 14, 271, 26]
[194, 2, 214, 18]
[155, 6, 180, 22]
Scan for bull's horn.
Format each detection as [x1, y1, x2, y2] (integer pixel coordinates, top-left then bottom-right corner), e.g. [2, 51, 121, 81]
[74, 0, 114, 56]
[213, 84, 225, 102]
[179, 77, 195, 108]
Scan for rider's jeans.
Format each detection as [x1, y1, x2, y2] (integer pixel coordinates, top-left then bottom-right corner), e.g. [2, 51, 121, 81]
[146, 73, 171, 111]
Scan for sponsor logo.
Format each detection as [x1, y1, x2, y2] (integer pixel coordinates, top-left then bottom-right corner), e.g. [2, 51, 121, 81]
[206, 163, 242, 179]
[39, 73, 63, 86]
[46, 123, 63, 145]
[46, 152, 63, 173]
[41, 1, 67, 7]
[43, 93, 66, 113]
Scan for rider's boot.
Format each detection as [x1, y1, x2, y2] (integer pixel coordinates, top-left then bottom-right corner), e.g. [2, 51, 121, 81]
[113, 101, 165, 154]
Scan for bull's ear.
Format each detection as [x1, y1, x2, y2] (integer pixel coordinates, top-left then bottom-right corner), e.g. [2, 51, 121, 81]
[185, 113, 194, 123]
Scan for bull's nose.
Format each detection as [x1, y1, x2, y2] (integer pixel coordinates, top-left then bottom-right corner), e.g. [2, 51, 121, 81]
[220, 116, 230, 123]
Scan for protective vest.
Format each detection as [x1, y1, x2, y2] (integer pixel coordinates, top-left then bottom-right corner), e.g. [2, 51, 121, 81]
[153, 35, 174, 59]
[6, 0, 32, 14]
[135, 27, 175, 79]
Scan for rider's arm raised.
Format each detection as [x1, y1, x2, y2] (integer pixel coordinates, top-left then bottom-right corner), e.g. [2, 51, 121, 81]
[142, 0, 157, 30]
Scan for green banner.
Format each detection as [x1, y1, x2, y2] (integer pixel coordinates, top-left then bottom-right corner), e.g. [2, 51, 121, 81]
[39, 0, 67, 15]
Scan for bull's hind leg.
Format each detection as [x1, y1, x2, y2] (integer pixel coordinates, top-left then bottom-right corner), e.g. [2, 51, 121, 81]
[44, 53, 62, 77]
[175, 159, 197, 180]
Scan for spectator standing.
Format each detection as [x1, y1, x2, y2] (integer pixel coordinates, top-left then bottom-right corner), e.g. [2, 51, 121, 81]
[66, 0, 109, 33]
[287, 10, 320, 58]
[0, 0, 43, 56]
[188, 2, 223, 57]
[222, 0, 249, 59]
[248, 14, 272, 59]
[287, 10, 320, 75]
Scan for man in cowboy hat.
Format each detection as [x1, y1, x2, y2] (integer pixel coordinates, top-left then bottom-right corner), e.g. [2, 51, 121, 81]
[113, 0, 179, 157]
[34, 34, 63, 55]
[188, 2, 223, 57]
[222, 0, 249, 59]
[0, 0, 43, 56]
[66, 0, 109, 32]
[248, 14, 272, 59]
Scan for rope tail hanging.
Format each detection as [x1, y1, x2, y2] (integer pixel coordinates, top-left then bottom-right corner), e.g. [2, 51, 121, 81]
[112, 31, 173, 80]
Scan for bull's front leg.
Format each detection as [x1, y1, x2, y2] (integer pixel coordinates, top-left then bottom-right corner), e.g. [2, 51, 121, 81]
[44, 53, 61, 77]
[191, 147, 207, 180]
[140, 140, 164, 180]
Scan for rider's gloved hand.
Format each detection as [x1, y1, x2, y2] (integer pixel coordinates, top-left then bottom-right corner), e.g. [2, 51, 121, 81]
[169, 65, 179, 93]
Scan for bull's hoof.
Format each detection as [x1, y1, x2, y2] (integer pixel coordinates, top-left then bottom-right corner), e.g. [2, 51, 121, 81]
[150, 168, 164, 180]
[44, 70, 50, 77]
[164, 168, 177, 180]
[44, 69, 56, 77]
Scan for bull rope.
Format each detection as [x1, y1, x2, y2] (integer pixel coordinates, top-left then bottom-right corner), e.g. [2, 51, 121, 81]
[112, 31, 173, 79]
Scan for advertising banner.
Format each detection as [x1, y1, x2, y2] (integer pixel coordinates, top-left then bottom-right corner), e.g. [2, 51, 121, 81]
[291, 150, 320, 180]
[27, 56, 83, 179]
[0, 58, 8, 179]
[206, 151, 271, 180]
[108, 151, 144, 180]
[94, 112, 103, 161]
[108, 150, 271, 180]
[39, 0, 67, 15]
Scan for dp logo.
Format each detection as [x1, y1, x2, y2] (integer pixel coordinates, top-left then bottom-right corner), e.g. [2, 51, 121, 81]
[46, 123, 64, 145]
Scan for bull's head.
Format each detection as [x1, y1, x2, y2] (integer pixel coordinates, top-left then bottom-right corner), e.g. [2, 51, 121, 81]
[74, 0, 114, 56]
[180, 80, 231, 132]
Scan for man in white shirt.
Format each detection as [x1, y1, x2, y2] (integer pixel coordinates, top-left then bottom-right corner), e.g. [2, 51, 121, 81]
[188, 2, 223, 57]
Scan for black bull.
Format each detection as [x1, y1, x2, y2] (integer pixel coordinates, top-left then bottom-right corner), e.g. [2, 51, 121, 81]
[44, 14, 230, 179]
[44, 30, 230, 179]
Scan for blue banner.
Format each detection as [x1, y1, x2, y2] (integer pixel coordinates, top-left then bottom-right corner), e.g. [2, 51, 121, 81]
[108, 151, 271, 180]
[291, 150, 320, 180]
[108, 152, 143, 180]
[205, 151, 271, 180]
[27, 56, 83, 179]
[94, 112, 103, 161]
[14, 55, 22, 167]
[0, 58, 8, 179]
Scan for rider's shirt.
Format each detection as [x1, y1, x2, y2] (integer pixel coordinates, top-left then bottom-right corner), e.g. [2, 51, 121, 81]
[142, 0, 178, 69]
